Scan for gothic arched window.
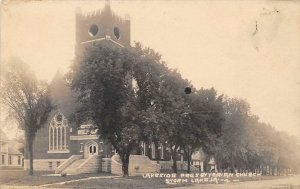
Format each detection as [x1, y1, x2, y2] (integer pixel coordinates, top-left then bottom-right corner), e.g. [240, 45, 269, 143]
[48, 113, 69, 153]
[113, 27, 120, 39]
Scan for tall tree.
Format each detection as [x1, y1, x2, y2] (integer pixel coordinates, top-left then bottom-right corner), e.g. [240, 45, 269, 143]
[215, 97, 253, 172]
[153, 69, 190, 173]
[214, 97, 300, 175]
[0, 58, 53, 175]
[131, 45, 225, 173]
[69, 42, 156, 177]
[182, 88, 224, 173]
[69, 41, 201, 174]
[131, 43, 168, 155]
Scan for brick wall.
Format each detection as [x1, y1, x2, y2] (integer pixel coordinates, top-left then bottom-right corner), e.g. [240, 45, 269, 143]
[75, 6, 130, 52]
[32, 125, 71, 160]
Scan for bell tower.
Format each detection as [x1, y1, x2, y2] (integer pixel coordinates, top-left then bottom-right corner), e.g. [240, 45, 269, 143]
[75, 1, 131, 58]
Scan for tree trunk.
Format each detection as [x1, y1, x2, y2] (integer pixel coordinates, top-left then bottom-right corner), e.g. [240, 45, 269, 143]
[146, 142, 151, 159]
[171, 149, 177, 173]
[28, 141, 34, 176]
[121, 153, 130, 177]
[187, 154, 191, 173]
[230, 160, 235, 173]
[184, 147, 192, 173]
[217, 160, 222, 173]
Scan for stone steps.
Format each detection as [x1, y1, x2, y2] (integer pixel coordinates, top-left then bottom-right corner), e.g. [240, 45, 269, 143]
[63, 159, 86, 174]
[55, 155, 82, 174]
[77, 156, 100, 174]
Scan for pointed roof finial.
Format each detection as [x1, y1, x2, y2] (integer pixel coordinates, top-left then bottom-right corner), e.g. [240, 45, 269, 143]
[105, 0, 110, 9]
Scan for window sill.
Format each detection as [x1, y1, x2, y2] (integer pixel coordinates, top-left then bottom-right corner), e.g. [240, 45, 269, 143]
[47, 150, 70, 154]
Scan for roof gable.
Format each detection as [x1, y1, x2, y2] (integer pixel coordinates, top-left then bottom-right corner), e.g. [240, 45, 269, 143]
[0, 128, 9, 141]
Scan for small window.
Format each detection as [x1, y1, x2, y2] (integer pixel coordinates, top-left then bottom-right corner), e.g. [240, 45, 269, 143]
[18, 156, 21, 165]
[93, 146, 96, 153]
[89, 24, 99, 37]
[113, 27, 120, 39]
[8, 155, 12, 165]
[56, 114, 63, 122]
[2, 155, 5, 165]
[80, 143, 83, 152]
[57, 161, 60, 167]
[90, 146, 93, 153]
[48, 162, 53, 169]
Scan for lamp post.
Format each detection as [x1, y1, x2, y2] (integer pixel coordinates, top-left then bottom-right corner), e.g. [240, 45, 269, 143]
[183, 87, 192, 172]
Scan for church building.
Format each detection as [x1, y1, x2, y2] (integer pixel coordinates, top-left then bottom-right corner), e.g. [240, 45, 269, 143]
[24, 1, 206, 175]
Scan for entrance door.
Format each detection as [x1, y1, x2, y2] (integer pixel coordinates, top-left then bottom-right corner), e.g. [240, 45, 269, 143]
[84, 141, 98, 158]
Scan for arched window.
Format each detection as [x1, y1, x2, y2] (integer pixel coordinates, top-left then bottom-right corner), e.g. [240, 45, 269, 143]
[89, 24, 99, 37]
[113, 27, 120, 39]
[48, 113, 69, 152]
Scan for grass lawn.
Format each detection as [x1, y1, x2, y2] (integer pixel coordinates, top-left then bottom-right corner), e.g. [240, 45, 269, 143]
[45, 175, 293, 189]
[0, 169, 111, 186]
[0, 169, 294, 189]
[0, 169, 190, 189]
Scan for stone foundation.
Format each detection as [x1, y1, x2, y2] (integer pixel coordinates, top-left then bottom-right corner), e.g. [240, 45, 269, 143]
[24, 159, 67, 171]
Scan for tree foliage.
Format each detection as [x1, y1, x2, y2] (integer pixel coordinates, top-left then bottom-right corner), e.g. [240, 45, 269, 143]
[182, 88, 224, 172]
[215, 97, 300, 174]
[69, 42, 141, 176]
[68, 41, 299, 176]
[0, 58, 53, 175]
[68, 41, 225, 174]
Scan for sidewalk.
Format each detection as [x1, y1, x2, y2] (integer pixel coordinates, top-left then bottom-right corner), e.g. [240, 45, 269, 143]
[164, 175, 300, 189]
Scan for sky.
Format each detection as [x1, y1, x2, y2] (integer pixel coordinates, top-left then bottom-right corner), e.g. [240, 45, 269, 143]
[1, 0, 300, 138]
